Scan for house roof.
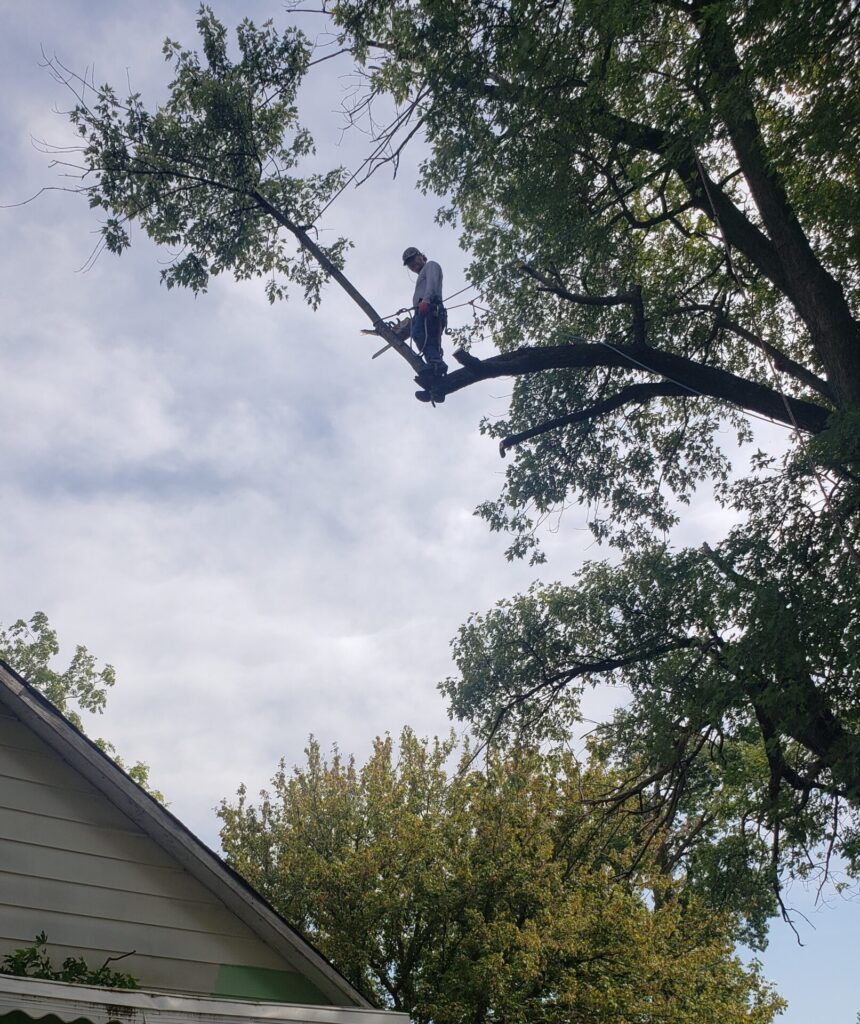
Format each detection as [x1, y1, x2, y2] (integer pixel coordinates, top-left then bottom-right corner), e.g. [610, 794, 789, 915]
[0, 660, 374, 1012]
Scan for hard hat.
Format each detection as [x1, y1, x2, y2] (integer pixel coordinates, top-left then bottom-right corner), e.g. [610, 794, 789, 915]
[402, 246, 421, 265]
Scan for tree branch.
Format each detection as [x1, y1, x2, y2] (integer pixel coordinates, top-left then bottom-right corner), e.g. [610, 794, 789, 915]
[494, 636, 704, 729]
[499, 381, 689, 456]
[663, 304, 833, 401]
[596, 111, 792, 295]
[520, 265, 640, 309]
[251, 189, 424, 373]
[691, 6, 860, 407]
[446, 341, 830, 434]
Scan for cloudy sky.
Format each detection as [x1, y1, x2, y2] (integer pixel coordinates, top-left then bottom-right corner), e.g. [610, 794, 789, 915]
[0, 2, 856, 1020]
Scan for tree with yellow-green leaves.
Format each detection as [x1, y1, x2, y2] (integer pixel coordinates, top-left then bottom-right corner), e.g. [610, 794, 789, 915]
[219, 729, 783, 1023]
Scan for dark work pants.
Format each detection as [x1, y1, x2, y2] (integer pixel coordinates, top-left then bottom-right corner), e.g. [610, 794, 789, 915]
[411, 307, 446, 369]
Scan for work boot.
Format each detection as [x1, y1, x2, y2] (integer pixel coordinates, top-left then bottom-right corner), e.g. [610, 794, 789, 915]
[415, 388, 445, 404]
[414, 363, 438, 388]
[416, 358, 447, 382]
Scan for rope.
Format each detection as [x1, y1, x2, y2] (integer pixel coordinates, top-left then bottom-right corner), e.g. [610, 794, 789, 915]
[371, 283, 481, 327]
[443, 283, 477, 303]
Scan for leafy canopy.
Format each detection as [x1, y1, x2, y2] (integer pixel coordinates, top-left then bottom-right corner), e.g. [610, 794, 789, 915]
[219, 730, 783, 1023]
[62, 6, 350, 306]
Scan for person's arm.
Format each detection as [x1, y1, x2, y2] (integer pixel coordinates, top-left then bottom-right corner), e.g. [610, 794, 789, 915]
[422, 260, 443, 300]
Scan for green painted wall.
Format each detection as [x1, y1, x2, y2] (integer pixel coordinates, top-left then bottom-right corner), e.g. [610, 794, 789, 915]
[213, 964, 332, 1005]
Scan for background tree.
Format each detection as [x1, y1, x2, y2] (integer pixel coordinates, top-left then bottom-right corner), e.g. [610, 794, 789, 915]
[0, 612, 162, 799]
[444, 525, 859, 938]
[219, 729, 783, 1023]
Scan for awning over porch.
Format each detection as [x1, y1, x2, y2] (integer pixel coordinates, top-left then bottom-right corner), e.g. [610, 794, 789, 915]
[0, 977, 408, 1024]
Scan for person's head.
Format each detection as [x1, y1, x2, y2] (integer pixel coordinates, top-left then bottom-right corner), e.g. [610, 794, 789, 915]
[402, 246, 426, 272]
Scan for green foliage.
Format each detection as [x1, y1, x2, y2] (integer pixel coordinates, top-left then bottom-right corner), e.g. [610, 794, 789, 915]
[0, 932, 138, 989]
[65, 5, 350, 308]
[219, 731, 784, 1022]
[323, 0, 860, 921]
[0, 611, 115, 731]
[444, 467, 860, 940]
[0, 612, 163, 802]
[330, 0, 858, 550]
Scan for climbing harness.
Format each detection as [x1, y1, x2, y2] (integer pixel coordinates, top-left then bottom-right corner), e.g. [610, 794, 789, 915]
[367, 284, 475, 358]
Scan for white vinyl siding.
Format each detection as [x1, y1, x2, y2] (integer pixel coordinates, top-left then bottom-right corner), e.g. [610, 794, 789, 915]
[0, 706, 296, 995]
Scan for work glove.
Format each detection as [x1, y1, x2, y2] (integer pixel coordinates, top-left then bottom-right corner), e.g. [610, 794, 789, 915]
[418, 300, 430, 315]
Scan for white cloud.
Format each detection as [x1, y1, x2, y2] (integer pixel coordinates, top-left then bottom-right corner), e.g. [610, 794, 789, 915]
[0, 7, 845, 1019]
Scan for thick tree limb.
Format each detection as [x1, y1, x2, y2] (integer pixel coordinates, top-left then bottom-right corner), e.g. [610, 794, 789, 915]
[691, 5, 860, 408]
[747, 670, 860, 803]
[446, 341, 830, 434]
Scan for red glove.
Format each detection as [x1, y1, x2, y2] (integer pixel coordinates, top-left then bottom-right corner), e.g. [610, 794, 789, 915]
[418, 300, 430, 315]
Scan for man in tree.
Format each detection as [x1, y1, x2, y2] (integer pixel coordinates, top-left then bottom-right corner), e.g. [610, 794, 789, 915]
[402, 246, 447, 399]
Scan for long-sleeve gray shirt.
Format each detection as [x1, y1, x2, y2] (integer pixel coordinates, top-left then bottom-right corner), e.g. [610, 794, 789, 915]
[412, 260, 443, 308]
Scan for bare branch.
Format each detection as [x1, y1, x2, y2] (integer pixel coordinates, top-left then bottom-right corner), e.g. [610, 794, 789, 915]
[520, 264, 641, 309]
[499, 381, 689, 456]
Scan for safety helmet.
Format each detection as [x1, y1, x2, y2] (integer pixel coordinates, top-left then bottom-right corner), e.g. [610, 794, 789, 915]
[402, 246, 421, 265]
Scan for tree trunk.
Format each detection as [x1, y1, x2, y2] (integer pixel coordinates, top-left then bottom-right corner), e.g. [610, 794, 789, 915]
[694, 5, 860, 410]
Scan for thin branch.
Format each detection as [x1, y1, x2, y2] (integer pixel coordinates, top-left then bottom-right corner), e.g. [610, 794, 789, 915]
[250, 187, 424, 373]
[520, 264, 641, 309]
[99, 950, 136, 970]
[499, 382, 689, 456]
[662, 304, 833, 400]
[307, 47, 351, 67]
